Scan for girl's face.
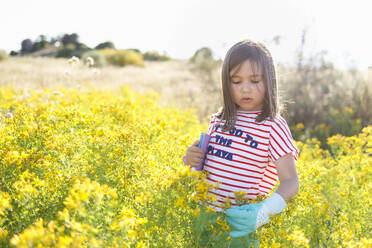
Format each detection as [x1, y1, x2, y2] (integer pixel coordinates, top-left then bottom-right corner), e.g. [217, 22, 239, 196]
[229, 59, 266, 112]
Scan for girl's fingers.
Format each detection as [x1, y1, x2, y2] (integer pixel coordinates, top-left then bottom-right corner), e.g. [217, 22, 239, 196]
[195, 154, 205, 160]
[185, 139, 206, 167]
[190, 162, 198, 168]
[185, 154, 204, 165]
[188, 158, 203, 166]
[190, 146, 203, 153]
[191, 158, 202, 165]
[187, 150, 202, 157]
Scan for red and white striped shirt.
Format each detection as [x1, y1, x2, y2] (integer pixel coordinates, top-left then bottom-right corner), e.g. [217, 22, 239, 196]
[201, 110, 299, 213]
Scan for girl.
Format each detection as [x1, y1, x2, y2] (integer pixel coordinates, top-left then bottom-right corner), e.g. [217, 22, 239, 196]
[184, 40, 300, 247]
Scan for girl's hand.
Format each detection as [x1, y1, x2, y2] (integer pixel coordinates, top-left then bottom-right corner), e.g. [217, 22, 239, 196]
[225, 202, 262, 238]
[225, 193, 287, 238]
[184, 140, 204, 167]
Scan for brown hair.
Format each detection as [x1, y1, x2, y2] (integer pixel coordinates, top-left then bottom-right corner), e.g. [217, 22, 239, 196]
[214, 39, 280, 132]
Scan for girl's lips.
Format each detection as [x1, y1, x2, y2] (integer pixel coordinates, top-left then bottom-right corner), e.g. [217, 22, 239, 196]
[242, 98, 252, 101]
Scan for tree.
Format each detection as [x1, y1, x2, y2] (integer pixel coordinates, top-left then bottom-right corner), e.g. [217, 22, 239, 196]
[190, 47, 214, 63]
[33, 34, 50, 51]
[95, 41, 115, 50]
[61, 33, 79, 46]
[21, 39, 34, 54]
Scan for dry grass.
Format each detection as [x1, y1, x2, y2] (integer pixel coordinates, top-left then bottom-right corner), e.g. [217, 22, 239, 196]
[1, 56, 369, 124]
[0, 56, 222, 122]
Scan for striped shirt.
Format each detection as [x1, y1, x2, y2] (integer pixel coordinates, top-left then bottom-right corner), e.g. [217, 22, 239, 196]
[201, 110, 299, 213]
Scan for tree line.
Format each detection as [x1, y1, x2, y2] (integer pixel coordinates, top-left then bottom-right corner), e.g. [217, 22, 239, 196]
[9, 33, 170, 62]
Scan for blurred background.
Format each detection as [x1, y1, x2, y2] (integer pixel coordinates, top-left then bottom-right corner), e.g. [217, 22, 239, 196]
[0, 0, 371, 149]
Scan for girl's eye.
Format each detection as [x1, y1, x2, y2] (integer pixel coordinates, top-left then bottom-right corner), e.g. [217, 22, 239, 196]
[231, 80, 260, 84]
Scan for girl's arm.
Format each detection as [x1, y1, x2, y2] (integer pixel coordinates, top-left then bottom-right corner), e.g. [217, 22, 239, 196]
[250, 152, 299, 230]
[225, 152, 300, 238]
[274, 152, 299, 202]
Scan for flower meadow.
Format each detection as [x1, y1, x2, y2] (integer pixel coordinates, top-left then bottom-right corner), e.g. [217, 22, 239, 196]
[0, 84, 371, 248]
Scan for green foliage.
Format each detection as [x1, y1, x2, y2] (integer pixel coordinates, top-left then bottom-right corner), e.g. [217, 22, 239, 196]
[121, 50, 144, 67]
[276, 37, 371, 147]
[10, 51, 18, 56]
[32, 35, 50, 51]
[95, 41, 115, 50]
[290, 107, 363, 150]
[61, 33, 79, 46]
[20, 39, 34, 54]
[188, 47, 221, 117]
[19, 33, 91, 58]
[20, 35, 51, 55]
[70, 46, 91, 58]
[189, 47, 220, 77]
[56, 43, 76, 58]
[82, 50, 107, 67]
[190, 47, 214, 63]
[99, 48, 144, 67]
[0, 85, 370, 247]
[56, 43, 91, 59]
[127, 48, 141, 54]
[0, 85, 204, 247]
[0, 50, 8, 62]
[143, 51, 170, 61]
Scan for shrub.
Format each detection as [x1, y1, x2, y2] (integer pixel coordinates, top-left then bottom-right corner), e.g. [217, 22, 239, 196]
[99, 48, 118, 65]
[56, 43, 76, 58]
[21, 39, 34, 54]
[95, 41, 115, 50]
[143, 51, 170, 61]
[99, 48, 144, 67]
[188, 47, 221, 116]
[56, 41, 91, 59]
[290, 107, 362, 150]
[0, 85, 370, 247]
[279, 29, 372, 138]
[120, 50, 144, 67]
[190, 47, 213, 61]
[189, 46, 219, 74]
[82, 50, 106, 67]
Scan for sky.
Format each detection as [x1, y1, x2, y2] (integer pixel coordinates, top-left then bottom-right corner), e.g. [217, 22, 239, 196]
[1, 0, 371, 70]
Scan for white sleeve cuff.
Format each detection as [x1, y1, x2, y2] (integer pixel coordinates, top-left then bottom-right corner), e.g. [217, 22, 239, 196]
[255, 193, 287, 229]
[264, 192, 287, 214]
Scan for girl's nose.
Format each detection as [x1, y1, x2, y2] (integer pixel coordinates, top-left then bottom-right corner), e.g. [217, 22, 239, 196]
[241, 81, 252, 92]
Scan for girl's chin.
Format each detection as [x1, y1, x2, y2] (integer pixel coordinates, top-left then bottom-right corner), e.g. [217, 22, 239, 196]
[237, 105, 262, 111]
[238, 108, 258, 111]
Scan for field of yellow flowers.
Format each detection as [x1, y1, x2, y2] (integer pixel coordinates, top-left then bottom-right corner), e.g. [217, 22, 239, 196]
[0, 84, 371, 247]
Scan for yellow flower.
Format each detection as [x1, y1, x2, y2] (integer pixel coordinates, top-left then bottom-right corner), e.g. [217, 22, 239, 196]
[0, 228, 8, 240]
[137, 217, 148, 225]
[191, 207, 200, 217]
[127, 229, 137, 240]
[206, 206, 216, 213]
[96, 127, 105, 136]
[344, 106, 353, 114]
[288, 229, 310, 248]
[174, 198, 186, 208]
[0, 191, 11, 217]
[135, 240, 148, 248]
[361, 238, 372, 247]
[296, 123, 305, 130]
